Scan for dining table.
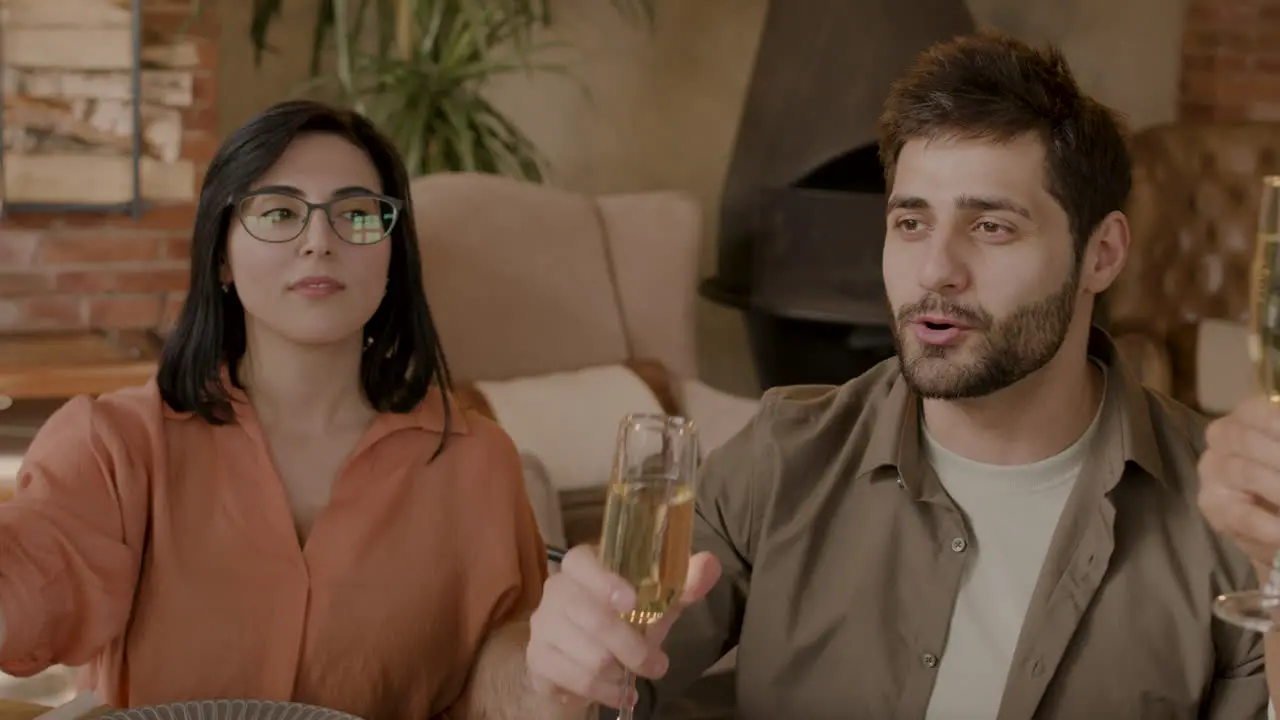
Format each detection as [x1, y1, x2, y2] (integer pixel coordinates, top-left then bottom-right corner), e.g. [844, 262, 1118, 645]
[0, 699, 109, 719]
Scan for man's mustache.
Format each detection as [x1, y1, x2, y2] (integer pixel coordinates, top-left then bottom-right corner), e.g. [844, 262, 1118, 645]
[895, 296, 990, 328]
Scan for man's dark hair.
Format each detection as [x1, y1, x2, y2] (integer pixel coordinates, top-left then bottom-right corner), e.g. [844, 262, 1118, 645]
[877, 31, 1132, 259]
[158, 100, 453, 438]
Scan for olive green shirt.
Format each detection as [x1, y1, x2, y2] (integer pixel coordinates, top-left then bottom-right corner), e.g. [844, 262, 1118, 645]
[640, 329, 1265, 719]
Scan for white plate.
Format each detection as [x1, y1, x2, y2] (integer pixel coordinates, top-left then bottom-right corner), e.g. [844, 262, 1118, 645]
[96, 700, 363, 720]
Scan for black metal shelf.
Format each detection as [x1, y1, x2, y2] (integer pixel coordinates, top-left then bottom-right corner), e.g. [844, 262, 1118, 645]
[2, 201, 150, 216]
[0, 0, 145, 221]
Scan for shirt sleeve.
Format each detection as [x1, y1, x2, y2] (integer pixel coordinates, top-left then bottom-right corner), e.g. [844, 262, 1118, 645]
[1203, 665, 1267, 719]
[480, 426, 548, 627]
[1202, 574, 1268, 719]
[634, 393, 780, 717]
[447, 420, 549, 720]
[0, 395, 150, 675]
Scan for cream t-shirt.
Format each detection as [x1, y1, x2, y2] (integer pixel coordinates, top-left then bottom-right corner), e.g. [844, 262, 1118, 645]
[922, 391, 1104, 719]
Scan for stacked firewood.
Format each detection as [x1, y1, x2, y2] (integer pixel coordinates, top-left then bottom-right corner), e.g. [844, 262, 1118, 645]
[0, 0, 198, 204]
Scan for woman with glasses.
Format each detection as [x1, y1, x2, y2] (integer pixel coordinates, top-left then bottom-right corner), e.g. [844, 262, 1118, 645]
[0, 101, 546, 718]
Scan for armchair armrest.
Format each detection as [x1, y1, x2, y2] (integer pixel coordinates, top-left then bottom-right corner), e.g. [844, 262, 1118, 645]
[677, 379, 760, 457]
[521, 453, 568, 549]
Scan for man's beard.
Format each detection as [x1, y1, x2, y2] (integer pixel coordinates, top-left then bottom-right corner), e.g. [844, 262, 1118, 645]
[890, 270, 1079, 400]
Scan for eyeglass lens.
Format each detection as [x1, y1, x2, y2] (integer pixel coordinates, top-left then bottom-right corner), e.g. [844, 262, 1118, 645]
[238, 193, 397, 245]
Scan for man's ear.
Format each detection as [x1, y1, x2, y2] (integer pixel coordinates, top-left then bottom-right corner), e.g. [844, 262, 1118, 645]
[1081, 210, 1130, 294]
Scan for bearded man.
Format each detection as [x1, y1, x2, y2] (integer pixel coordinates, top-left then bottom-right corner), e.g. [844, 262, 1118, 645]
[519, 31, 1270, 719]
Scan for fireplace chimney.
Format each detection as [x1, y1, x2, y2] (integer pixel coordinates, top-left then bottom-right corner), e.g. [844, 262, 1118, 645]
[702, 0, 975, 389]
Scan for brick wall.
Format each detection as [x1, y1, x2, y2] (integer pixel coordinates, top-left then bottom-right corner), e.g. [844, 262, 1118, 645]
[1181, 0, 1280, 121]
[0, 0, 216, 334]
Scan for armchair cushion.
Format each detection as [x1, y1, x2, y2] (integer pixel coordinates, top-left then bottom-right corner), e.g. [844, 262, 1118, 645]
[1195, 318, 1255, 415]
[678, 379, 760, 459]
[459, 363, 762, 550]
[468, 364, 667, 492]
[454, 359, 680, 421]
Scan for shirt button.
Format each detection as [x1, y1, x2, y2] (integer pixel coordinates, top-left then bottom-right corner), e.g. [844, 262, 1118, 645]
[921, 652, 939, 668]
[950, 537, 967, 553]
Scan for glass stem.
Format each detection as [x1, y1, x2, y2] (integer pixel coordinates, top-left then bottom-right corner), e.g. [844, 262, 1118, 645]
[617, 667, 637, 720]
[617, 620, 647, 720]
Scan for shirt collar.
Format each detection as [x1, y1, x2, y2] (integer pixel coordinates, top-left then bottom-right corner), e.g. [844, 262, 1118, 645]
[160, 366, 467, 436]
[856, 325, 1166, 491]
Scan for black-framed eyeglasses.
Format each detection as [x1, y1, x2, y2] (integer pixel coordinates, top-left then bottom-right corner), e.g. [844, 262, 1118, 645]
[232, 190, 403, 246]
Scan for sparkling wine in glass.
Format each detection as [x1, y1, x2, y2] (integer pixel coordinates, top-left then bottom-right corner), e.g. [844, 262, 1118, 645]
[1213, 175, 1280, 632]
[597, 413, 699, 720]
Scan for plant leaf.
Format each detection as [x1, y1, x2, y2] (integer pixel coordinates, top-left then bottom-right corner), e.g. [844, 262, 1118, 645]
[237, 0, 653, 180]
[308, 0, 337, 76]
[249, 0, 287, 65]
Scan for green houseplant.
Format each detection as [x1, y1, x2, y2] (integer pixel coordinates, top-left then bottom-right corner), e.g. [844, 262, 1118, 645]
[191, 0, 653, 180]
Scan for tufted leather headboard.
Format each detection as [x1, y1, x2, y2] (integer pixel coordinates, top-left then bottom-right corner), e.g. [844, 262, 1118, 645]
[1110, 122, 1280, 406]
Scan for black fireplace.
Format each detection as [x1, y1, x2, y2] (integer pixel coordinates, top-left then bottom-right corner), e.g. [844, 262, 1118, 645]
[701, 0, 975, 390]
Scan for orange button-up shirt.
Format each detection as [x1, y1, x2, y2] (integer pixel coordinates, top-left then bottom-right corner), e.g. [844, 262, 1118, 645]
[0, 380, 546, 719]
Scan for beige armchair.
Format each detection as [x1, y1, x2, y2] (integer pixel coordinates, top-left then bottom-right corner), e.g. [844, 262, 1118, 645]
[1110, 122, 1280, 413]
[412, 172, 701, 383]
[409, 172, 759, 547]
[411, 172, 750, 709]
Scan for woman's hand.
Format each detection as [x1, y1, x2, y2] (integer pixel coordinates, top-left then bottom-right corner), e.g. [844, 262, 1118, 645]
[1199, 395, 1280, 573]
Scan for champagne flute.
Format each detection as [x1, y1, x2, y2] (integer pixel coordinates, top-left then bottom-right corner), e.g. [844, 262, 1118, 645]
[598, 413, 699, 720]
[1213, 175, 1280, 632]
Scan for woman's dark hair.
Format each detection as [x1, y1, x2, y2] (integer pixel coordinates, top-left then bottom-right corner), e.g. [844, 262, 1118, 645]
[157, 100, 453, 436]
